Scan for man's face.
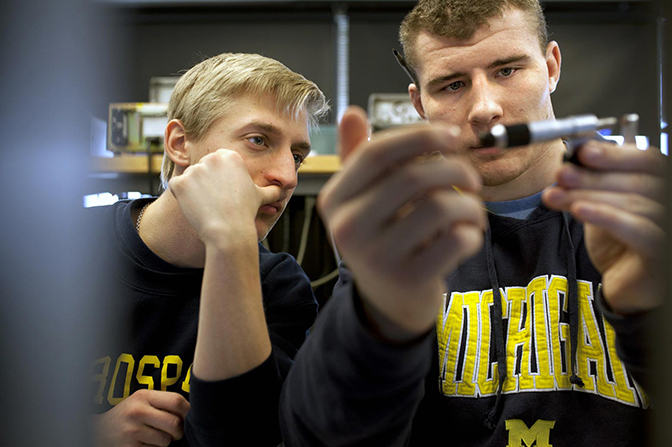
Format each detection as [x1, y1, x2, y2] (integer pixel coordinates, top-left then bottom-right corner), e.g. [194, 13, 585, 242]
[188, 94, 311, 240]
[409, 7, 561, 196]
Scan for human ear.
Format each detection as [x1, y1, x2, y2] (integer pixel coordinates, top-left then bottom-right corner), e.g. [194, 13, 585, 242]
[546, 41, 562, 93]
[163, 119, 190, 170]
[409, 83, 427, 120]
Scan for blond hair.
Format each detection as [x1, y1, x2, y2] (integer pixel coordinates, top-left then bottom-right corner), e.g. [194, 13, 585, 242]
[399, 0, 548, 82]
[160, 52, 329, 189]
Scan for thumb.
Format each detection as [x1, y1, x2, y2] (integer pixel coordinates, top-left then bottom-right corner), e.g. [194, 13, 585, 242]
[338, 106, 370, 162]
[256, 185, 282, 207]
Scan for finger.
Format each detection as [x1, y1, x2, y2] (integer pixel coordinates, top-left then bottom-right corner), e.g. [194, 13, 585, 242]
[141, 406, 186, 442]
[543, 187, 665, 228]
[385, 190, 487, 256]
[409, 222, 485, 279]
[321, 127, 474, 217]
[569, 200, 665, 258]
[168, 166, 203, 197]
[256, 185, 285, 207]
[351, 157, 481, 230]
[146, 391, 190, 419]
[168, 176, 181, 197]
[136, 422, 174, 446]
[326, 158, 482, 249]
[574, 140, 666, 176]
[206, 147, 237, 163]
[555, 163, 665, 202]
[338, 106, 370, 162]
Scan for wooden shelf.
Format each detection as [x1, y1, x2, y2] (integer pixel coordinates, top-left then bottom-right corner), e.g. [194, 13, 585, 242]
[89, 153, 341, 175]
[90, 154, 163, 174]
[300, 154, 341, 174]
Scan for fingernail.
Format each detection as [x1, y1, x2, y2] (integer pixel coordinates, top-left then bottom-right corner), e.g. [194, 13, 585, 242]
[446, 126, 460, 138]
[547, 189, 566, 202]
[559, 166, 579, 184]
[581, 141, 603, 161]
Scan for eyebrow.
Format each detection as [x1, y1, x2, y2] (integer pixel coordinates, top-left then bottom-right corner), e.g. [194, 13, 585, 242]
[250, 121, 283, 136]
[246, 121, 311, 153]
[425, 54, 531, 91]
[426, 72, 466, 91]
[488, 54, 530, 69]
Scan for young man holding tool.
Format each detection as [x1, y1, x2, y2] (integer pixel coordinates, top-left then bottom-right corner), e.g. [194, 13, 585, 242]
[88, 52, 328, 446]
[280, 0, 665, 445]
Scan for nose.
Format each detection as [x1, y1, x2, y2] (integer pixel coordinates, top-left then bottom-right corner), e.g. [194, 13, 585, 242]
[265, 149, 298, 190]
[467, 75, 503, 130]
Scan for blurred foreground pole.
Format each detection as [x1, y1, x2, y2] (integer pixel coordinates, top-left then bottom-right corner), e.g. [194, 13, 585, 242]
[655, 0, 671, 444]
[0, 1, 114, 445]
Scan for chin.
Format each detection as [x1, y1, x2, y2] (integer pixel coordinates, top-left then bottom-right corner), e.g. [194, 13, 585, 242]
[255, 226, 270, 242]
[476, 157, 523, 184]
[255, 219, 279, 242]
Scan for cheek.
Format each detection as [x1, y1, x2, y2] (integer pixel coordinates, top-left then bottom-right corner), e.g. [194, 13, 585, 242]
[244, 159, 266, 185]
[424, 99, 460, 124]
[525, 77, 552, 113]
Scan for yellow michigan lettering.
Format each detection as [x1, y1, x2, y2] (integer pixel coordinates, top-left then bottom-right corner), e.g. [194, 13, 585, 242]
[437, 276, 644, 407]
[437, 292, 464, 396]
[528, 277, 554, 390]
[503, 287, 531, 393]
[476, 290, 497, 396]
[576, 281, 616, 398]
[603, 317, 645, 406]
[506, 419, 555, 447]
[548, 277, 572, 390]
[456, 291, 481, 396]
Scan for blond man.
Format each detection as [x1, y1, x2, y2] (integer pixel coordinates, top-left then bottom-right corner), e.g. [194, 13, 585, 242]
[89, 53, 328, 446]
[281, 0, 664, 445]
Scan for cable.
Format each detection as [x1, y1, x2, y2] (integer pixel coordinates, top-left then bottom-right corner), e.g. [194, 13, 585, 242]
[327, 228, 341, 265]
[296, 196, 316, 265]
[310, 268, 339, 289]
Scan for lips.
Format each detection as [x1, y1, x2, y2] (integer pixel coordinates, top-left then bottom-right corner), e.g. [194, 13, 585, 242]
[260, 199, 285, 215]
[468, 139, 502, 157]
[469, 140, 491, 150]
[470, 133, 494, 148]
[268, 200, 284, 211]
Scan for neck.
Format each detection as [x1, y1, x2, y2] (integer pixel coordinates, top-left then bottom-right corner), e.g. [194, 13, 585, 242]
[137, 192, 207, 268]
[480, 139, 565, 202]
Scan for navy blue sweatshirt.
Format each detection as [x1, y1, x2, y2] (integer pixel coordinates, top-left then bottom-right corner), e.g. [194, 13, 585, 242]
[86, 199, 318, 446]
[280, 204, 651, 446]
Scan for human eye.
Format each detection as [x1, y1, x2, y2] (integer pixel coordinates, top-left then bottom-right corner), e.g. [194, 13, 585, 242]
[442, 81, 464, 92]
[247, 135, 267, 146]
[293, 152, 306, 168]
[497, 67, 517, 77]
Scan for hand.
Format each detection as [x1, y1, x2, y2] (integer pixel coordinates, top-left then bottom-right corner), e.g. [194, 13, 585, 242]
[169, 148, 281, 246]
[318, 106, 487, 341]
[92, 389, 190, 447]
[543, 140, 666, 314]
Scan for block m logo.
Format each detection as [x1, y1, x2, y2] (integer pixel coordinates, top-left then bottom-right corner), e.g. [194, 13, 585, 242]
[506, 419, 556, 447]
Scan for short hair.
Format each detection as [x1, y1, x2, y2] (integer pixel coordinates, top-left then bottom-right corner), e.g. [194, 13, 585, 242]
[160, 52, 329, 190]
[399, 0, 548, 82]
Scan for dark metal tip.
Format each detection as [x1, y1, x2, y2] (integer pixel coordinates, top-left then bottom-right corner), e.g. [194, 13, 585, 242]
[480, 131, 495, 148]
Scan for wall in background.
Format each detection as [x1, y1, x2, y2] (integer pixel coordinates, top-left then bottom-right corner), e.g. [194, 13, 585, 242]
[95, 1, 661, 137]
[89, 0, 663, 305]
